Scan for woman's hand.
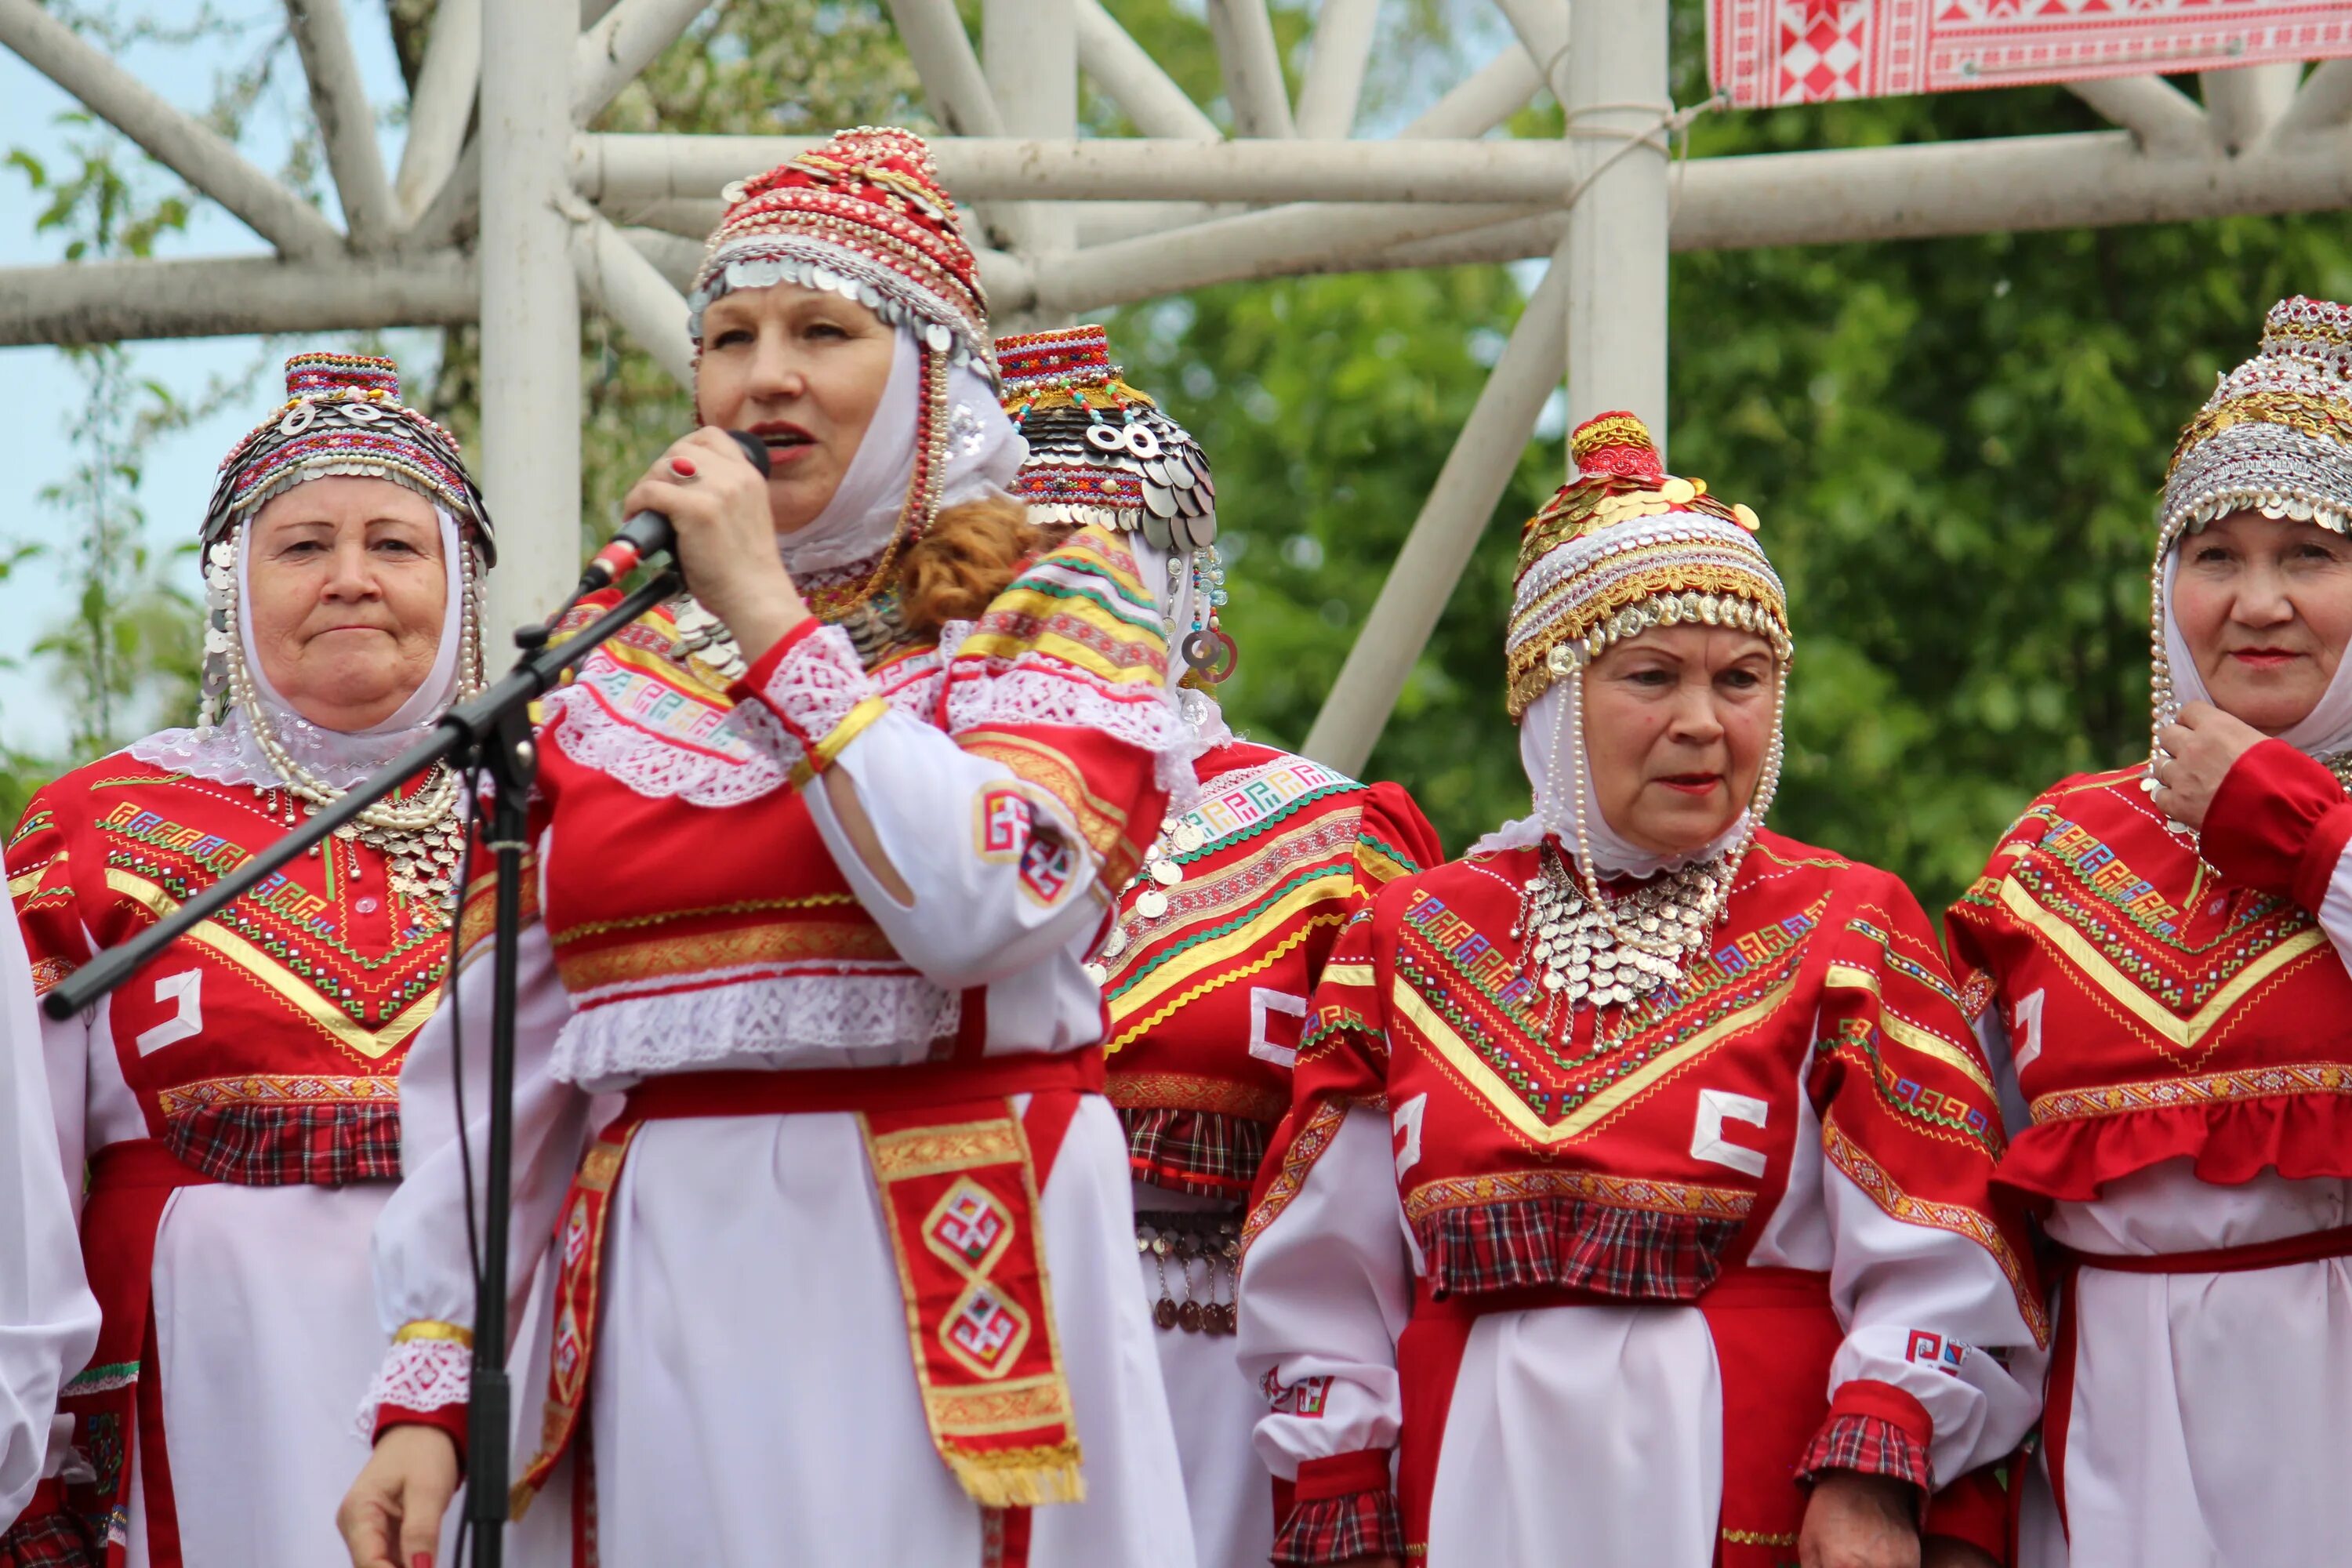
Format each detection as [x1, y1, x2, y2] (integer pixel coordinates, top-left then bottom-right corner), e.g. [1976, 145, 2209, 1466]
[1800, 1469, 1922, 1568]
[618, 428, 809, 666]
[2151, 699, 2269, 831]
[338, 1424, 459, 1568]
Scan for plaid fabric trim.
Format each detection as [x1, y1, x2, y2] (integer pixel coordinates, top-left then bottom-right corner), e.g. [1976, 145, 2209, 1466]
[1797, 1413, 1932, 1490]
[0, 1509, 96, 1568]
[163, 1104, 402, 1185]
[1121, 1106, 1272, 1199]
[1417, 1197, 1744, 1301]
[1272, 1488, 1403, 1566]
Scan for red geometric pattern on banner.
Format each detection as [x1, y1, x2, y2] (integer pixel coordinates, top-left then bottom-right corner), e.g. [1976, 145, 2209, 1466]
[1709, 0, 2352, 108]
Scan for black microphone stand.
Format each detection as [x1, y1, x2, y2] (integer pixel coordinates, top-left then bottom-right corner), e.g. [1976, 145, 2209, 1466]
[45, 565, 685, 1568]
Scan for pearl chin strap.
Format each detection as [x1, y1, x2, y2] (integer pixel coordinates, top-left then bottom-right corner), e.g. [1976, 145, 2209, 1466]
[1514, 660, 1788, 1018]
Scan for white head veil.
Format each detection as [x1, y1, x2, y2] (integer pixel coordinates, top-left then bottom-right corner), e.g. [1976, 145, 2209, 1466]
[775, 331, 1026, 576]
[131, 506, 475, 788]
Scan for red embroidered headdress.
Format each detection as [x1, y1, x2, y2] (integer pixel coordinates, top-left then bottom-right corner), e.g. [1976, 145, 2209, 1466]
[201, 350, 492, 557]
[689, 125, 993, 382]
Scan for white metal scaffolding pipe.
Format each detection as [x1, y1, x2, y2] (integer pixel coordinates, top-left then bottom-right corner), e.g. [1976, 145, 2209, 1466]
[395, 0, 481, 222]
[2202, 60, 2303, 153]
[1399, 43, 1546, 140]
[1668, 125, 2352, 249]
[287, 0, 397, 250]
[0, 252, 477, 345]
[887, 0, 1008, 136]
[1494, 0, 1571, 94]
[579, 134, 1598, 204]
[575, 0, 711, 125]
[1207, 0, 1295, 137]
[1301, 250, 1569, 773]
[482, 0, 585, 644]
[573, 208, 694, 388]
[1073, 0, 1220, 140]
[1562, 0, 1669, 449]
[0, 0, 344, 259]
[985, 0, 1077, 299]
[405, 138, 481, 251]
[2271, 59, 2352, 142]
[1293, 0, 1380, 139]
[1029, 199, 1534, 314]
[2066, 74, 2207, 153]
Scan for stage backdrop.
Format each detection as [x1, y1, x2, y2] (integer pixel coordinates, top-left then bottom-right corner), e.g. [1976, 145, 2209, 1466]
[1710, 0, 2352, 107]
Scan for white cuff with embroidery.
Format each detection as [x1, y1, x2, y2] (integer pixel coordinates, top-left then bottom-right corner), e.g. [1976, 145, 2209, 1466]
[351, 1334, 472, 1437]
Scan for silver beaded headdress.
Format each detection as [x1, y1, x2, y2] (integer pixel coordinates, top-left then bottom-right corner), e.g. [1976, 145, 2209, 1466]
[187, 350, 489, 920]
[198, 352, 491, 735]
[2149, 296, 2352, 755]
[996, 323, 1232, 695]
[1501, 412, 1791, 1017]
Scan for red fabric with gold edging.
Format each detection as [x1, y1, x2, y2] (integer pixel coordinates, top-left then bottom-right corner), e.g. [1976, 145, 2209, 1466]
[509, 1051, 1103, 1520]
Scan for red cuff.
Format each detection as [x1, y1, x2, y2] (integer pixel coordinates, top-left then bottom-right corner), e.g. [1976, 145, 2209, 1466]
[1293, 1448, 1392, 1501]
[726, 614, 826, 709]
[1273, 1451, 1402, 1566]
[373, 1400, 470, 1465]
[2202, 738, 2352, 911]
[1923, 1461, 2013, 1559]
[1798, 1378, 1934, 1492]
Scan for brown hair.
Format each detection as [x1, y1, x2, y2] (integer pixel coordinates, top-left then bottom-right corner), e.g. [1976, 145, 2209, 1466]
[896, 495, 1047, 636]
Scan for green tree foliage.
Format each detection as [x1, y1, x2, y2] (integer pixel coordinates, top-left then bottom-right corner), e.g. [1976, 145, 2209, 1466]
[1105, 3, 2352, 915]
[20, 0, 2352, 921]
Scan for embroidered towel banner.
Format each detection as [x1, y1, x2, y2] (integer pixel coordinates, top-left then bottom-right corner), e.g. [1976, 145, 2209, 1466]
[1709, 0, 2352, 108]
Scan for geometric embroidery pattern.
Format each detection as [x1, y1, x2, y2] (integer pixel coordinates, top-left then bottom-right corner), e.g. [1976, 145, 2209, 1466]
[923, 1178, 1033, 1380]
[1711, 0, 2352, 108]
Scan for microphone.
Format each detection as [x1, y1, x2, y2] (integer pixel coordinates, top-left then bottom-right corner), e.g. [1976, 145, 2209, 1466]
[576, 429, 773, 593]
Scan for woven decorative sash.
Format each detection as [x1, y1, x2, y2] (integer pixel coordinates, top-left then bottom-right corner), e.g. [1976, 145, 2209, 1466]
[510, 1128, 637, 1517]
[862, 1102, 1083, 1507]
[511, 1052, 1098, 1520]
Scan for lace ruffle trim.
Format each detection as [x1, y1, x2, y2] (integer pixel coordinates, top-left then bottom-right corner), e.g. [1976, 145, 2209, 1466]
[353, 1337, 470, 1437]
[552, 972, 959, 1084]
[948, 666, 1190, 761]
[748, 622, 879, 749]
[543, 679, 800, 808]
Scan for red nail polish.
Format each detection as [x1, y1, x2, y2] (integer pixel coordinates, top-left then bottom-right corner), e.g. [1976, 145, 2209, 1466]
[670, 456, 698, 477]
[412, 1552, 434, 1568]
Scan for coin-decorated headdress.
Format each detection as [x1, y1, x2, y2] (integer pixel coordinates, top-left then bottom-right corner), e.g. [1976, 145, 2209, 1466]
[998, 323, 1232, 700]
[1505, 410, 1789, 720]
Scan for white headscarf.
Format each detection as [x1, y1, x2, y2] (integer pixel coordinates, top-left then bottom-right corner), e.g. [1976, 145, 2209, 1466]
[130, 507, 470, 788]
[775, 330, 1026, 576]
[1468, 679, 1754, 871]
[2159, 548, 2352, 760]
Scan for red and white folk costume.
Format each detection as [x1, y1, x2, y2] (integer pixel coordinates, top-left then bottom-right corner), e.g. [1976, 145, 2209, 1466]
[1947, 296, 2352, 1568]
[1000, 325, 1444, 1567]
[362, 130, 1196, 1566]
[1239, 413, 2045, 1566]
[0, 890, 99, 1561]
[4, 352, 490, 1566]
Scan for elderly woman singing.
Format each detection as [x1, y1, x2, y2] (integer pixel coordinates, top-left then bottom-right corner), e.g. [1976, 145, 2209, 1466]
[1948, 296, 2352, 1567]
[339, 129, 1195, 1567]
[5, 352, 490, 1565]
[1236, 412, 2045, 1568]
